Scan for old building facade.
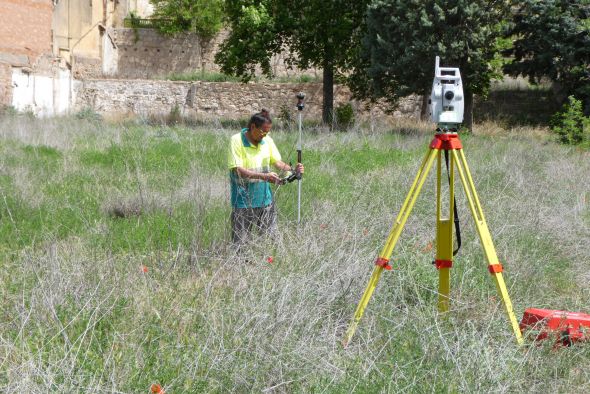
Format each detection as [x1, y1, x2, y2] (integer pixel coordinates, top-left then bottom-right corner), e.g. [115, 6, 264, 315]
[0, 0, 155, 115]
[0, 1, 367, 120]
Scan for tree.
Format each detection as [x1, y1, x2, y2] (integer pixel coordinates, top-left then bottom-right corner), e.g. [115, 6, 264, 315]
[504, 0, 590, 114]
[149, 0, 224, 38]
[149, 0, 224, 74]
[215, 0, 370, 124]
[350, 0, 510, 130]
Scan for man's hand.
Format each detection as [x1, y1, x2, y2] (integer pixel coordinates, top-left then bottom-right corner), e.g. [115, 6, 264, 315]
[264, 172, 281, 184]
[295, 163, 304, 175]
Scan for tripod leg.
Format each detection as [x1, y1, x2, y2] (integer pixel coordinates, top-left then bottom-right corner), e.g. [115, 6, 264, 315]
[342, 148, 439, 347]
[452, 149, 524, 344]
[436, 150, 454, 312]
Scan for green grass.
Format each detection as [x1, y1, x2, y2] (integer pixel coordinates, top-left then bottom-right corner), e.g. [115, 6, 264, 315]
[0, 116, 589, 392]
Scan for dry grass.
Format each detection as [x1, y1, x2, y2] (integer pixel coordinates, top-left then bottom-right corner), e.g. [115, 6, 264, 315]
[0, 115, 588, 392]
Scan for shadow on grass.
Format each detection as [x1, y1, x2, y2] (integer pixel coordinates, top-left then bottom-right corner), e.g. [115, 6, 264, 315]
[475, 89, 561, 127]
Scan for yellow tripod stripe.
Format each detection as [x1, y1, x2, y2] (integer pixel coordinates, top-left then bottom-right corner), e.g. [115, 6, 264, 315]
[342, 148, 438, 347]
[451, 150, 523, 344]
[436, 150, 454, 313]
[380, 148, 438, 258]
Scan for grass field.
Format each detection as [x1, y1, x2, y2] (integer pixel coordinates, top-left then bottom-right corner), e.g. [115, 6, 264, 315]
[0, 114, 589, 392]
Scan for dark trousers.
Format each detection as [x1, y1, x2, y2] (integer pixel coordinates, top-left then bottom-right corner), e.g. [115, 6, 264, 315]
[231, 204, 277, 244]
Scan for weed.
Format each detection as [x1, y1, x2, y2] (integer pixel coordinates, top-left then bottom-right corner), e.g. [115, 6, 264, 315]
[550, 95, 590, 145]
[75, 107, 102, 122]
[334, 102, 355, 131]
[167, 103, 182, 125]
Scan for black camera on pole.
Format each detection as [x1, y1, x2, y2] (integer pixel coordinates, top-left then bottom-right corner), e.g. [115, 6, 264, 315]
[296, 92, 305, 111]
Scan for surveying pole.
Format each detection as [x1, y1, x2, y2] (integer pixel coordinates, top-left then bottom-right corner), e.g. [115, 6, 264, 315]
[296, 92, 305, 224]
[342, 57, 523, 348]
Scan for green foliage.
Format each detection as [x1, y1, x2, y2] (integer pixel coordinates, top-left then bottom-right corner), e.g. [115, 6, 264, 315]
[349, 0, 510, 121]
[75, 107, 102, 122]
[273, 74, 320, 83]
[504, 0, 590, 112]
[277, 103, 294, 128]
[334, 102, 355, 130]
[164, 71, 319, 83]
[149, 0, 224, 38]
[127, 10, 141, 42]
[168, 103, 182, 124]
[0, 105, 19, 117]
[550, 96, 590, 145]
[166, 70, 242, 82]
[215, 0, 370, 122]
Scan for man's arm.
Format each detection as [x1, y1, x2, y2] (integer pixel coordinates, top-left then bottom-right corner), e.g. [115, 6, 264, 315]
[274, 160, 304, 175]
[273, 160, 292, 173]
[234, 167, 281, 184]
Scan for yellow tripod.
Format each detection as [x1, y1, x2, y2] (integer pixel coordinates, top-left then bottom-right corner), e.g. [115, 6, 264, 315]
[342, 131, 524, 347]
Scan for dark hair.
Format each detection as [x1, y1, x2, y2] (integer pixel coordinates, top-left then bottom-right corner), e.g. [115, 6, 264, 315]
[248, 113, 270, 129]
[260, 108, 272, 122]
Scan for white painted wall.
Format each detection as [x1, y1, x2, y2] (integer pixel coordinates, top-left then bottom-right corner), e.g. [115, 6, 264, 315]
[102, 30, 118, 76]
[55, 69, 71, 114]
[11, 68, 72, 116]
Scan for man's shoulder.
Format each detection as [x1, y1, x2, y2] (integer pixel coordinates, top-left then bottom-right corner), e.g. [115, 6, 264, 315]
[230, 132, 244, 144]
[264, 135, 277, 145]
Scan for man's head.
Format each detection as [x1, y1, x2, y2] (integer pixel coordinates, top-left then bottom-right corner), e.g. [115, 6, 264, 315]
[248, 112, 272, 143]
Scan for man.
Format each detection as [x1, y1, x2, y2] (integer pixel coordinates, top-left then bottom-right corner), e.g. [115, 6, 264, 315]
[228, 112, 304, 243]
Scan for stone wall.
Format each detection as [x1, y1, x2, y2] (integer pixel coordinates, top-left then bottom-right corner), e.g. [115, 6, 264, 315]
[74, 79, 422, 120]
[111, 28, 319, 80]
[73, 56, 103, 80]
[112, 28, 221, 79]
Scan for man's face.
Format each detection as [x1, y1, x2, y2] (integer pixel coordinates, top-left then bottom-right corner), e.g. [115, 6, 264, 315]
[252, 122, 271, 142]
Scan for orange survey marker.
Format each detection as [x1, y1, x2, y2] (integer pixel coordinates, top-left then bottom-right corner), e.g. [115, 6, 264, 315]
[520, 308, 590, 346]
[151, 383, 165, 394]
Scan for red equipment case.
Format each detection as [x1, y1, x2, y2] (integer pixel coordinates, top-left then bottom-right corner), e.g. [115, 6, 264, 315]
[520, 308, 590, 346]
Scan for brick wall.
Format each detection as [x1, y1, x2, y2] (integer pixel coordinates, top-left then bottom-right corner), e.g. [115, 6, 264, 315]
[0, 0, 53, 67]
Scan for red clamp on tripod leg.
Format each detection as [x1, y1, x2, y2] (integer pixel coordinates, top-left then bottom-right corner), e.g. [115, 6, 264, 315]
[375, 257, 392, 270]
[488, 263, 503, 274]
[434, 259, 453, 269]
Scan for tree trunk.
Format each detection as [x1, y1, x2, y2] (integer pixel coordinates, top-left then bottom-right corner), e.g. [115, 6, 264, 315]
[420, 90, 430, 121]
[322, 62, 334, 125]
[463, 90, 474, 132]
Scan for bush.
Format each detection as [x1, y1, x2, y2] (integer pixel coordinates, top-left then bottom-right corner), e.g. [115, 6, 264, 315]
[334, 102, 355, 130]
[0, 105, 19, 117]
[75, 107, 102, 122]
[550, 96, 590, 145]
[167, 104, 182, 125]
[277, 103, 294, 130]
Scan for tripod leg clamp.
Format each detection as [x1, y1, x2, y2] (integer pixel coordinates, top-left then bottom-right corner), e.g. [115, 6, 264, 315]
[434, 259, 453, 269]
[375, 257, 392, 270]
[488, 263, 503, 274]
